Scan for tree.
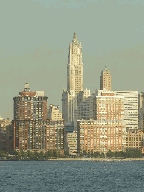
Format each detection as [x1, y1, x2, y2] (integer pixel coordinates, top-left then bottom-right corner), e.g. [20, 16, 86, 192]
[93, 151, 100, 158]
[100, 152, 105, 158]
[106, 150, 114, 158]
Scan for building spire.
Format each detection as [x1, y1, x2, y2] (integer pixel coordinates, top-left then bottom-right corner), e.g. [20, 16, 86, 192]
[72, 31, 78, 44]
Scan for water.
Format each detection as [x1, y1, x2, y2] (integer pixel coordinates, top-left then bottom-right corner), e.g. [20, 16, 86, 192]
[0, 160, 144, 192]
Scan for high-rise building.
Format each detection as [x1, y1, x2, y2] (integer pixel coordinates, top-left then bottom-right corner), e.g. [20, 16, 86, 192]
[100, 66, 112, 91]
[113, 91, 138, 131]
[0, 117, 12, 152]
[62, 32, 84, 127]
[96, 89, 138, 131]
[75, 89, 96, 122]
[67, 32, 83, 94]
[48, 104, 63, 121]
[138, 92, 144, 131]
[46, 120, 64, 153]
[13, 83, 48, 121]
[13, 83, 48, 152]
[77, 91, 126, 154]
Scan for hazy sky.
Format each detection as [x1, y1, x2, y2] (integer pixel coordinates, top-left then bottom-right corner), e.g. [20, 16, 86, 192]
[0, 0, 144, 120]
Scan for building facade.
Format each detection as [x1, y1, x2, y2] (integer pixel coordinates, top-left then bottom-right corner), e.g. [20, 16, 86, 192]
[66, 131, 77, 155]
[62, 32, 84, 126]
[138, 92, 144, 131]
[67, 32, 83, 94]
[100, 66, 112, 91]
[77, 120, 126, 154]
[126, 130, 144, 151]
[46, 120, 64, 153]
[0, 118, 12, 152]
[113, 91, 138, 131]
[13, 83, 48, 152]
[48, 104, 63, 121]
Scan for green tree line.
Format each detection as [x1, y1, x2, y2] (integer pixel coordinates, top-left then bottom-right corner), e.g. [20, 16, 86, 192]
[80, 149, 143, 158]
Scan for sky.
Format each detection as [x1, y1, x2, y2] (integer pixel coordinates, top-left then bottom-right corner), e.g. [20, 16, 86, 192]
[0, 0, 144, 120]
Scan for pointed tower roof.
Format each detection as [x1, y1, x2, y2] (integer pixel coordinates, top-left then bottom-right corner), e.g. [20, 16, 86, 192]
[72, 31, 78, 44]
[103, 66, 110, 72]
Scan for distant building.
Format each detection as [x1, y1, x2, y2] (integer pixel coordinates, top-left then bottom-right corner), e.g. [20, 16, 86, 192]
[96, 90, 138, 131]
[77, 91, 126, 154]
[0, 118, 12, 152]
[126, 130, 144, 151]
[48, 104, 63, 121]
[138, 92, 144, 131]
[62, 32, 84, 129]
[47, 120, 64, 153]
[67, 131, 77, 155]
[113, 91, 138, 131]
[13, 83, 48, 152]
[100, 66, 112, 91]
[13, 83, 48, 121]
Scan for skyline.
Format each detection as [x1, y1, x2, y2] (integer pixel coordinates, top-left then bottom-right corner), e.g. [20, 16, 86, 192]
[0, 0, 144, 120]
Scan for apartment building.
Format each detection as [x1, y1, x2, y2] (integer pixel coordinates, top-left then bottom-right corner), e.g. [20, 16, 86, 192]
[13, 83, 48, 152]
[47, 120, 64, 152]
[77, 120, 126, 154]
[67, 131, 77, 155]
[126, 130, 144, 151]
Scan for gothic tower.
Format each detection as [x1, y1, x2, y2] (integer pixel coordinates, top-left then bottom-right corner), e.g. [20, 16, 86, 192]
[62, 32, 83, 124]
[67, 32, 83, 94]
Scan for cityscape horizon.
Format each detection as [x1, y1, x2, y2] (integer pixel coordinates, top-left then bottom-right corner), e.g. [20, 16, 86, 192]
[1, 0, 144, 120]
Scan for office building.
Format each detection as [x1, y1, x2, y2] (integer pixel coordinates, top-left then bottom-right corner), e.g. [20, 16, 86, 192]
[62, 32, 83, 125]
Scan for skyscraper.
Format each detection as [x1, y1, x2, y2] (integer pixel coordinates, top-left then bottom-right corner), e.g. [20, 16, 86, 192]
[100, 66, 112, 91]
[62, 32, 83, 124]
[67, 32, 83, 94]
[13, 83, 48, 151]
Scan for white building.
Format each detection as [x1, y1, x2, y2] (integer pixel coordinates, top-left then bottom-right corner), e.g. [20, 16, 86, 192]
[113, 91, 138, 131]
[48, 104, 63, 121]
[95, 89, 138, 131]
[62, 32, 84, 130]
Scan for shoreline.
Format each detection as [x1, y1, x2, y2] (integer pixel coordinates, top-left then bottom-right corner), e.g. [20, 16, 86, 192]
[48, 158, 144, 161]
[0, 158, 144, 161]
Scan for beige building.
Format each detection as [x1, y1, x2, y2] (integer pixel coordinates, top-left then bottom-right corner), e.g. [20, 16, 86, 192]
[96, 89, 138, 131]
[67, 131, 77, 155]
[62, 32, 84, 129]
[126, 130, 144, 151]
[48, 104, 63, 121]
[67, 32, 83, 94]
[100, 66, 112, 91]
[77, 92, 126, 154]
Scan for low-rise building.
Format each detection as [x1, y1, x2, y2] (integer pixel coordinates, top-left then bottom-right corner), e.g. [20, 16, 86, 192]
[126, 130, 144, 151]
[77, 120, 126, 154]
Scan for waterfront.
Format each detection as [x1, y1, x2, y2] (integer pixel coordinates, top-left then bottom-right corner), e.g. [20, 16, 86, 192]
[0, 161, 143, 192]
